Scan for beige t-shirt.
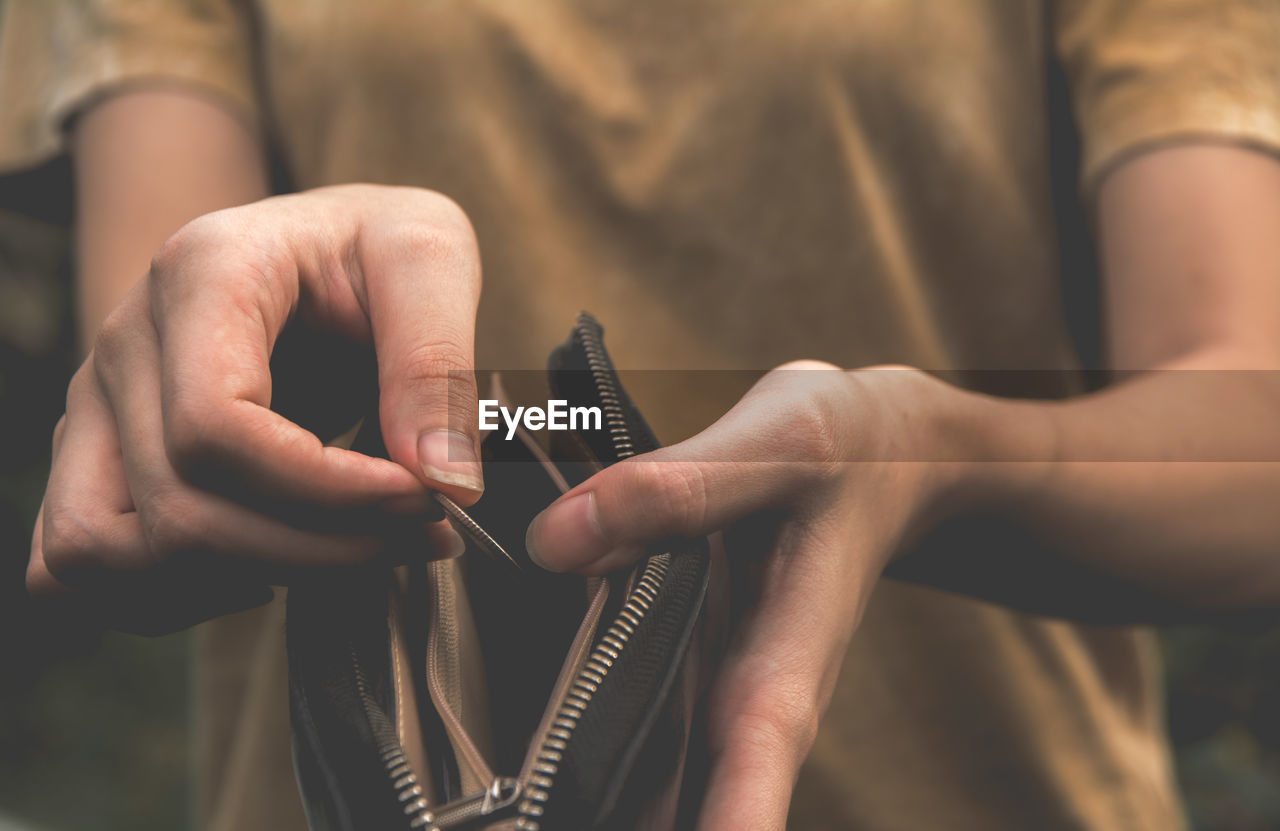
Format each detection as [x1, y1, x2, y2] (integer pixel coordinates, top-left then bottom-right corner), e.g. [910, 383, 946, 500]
[4, 1, 1280, 828]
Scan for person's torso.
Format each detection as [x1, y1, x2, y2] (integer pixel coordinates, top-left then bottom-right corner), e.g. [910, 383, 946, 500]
[203, 3, 1184, 828]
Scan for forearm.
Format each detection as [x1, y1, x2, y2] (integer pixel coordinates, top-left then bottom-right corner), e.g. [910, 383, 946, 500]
[916, 360, 1280, 619]
[895, 145, 1280, 621]
[73, 89, 269, 343]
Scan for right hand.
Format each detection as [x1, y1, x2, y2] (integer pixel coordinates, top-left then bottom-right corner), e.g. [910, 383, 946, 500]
[28, 184, 486, 633]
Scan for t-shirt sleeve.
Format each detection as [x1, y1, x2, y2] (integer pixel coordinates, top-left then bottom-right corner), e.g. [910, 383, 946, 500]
[1054, 0, 1280, 192]
[0, 0, 260, 173]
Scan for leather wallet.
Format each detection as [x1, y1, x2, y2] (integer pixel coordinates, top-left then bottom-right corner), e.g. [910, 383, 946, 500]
[287, 313, 714, 830]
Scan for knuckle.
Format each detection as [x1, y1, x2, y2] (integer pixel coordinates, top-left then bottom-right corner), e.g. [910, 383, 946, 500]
[406, 189, 478, 241]
[150, 215, 215, 275]
[140, 488, 202, 561]
[791, 399, 843, 466]
[661, 463, 710, 536]
[393, 338, 474, 386]
[150, 211, 242, 274]
[443, 373, 480, 430]
[41, 505, 102, 580]
[381, 220, 473, 264]
[148, 233, 186, 277]
[765, 365, 849, 472]
[733, 686, 822, 762]
[365, 192, 480, 281]
[90, 309, 132, 377]
[164, 399, 228, 482]
[617, 460, 708, 539]
[150, 211, 289, 311]
[773, 359, 842, 374]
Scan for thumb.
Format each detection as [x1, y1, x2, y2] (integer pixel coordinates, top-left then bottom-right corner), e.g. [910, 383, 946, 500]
[360, 206, 485, 505]
[524, 440, 820, 575]
[524, 360, 852, 572]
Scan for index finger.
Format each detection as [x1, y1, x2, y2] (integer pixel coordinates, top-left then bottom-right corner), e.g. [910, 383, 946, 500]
[145, 208, 429, 512]
[697, 527, 864, 830]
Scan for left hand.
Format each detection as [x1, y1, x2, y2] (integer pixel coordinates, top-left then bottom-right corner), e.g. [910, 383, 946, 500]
[525, 361, 970, 829]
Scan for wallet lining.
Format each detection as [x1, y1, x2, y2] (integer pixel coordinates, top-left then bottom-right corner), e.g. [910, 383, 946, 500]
[412, 558, 615, 812]
[426, 558, 497, 797]
[388, 570, 435, 806]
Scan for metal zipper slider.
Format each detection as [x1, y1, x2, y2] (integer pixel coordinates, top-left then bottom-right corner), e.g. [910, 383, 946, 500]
[416, 777, 523, 830]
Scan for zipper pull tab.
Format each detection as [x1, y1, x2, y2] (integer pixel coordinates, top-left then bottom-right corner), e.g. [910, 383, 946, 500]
[417, 777, 522, 830]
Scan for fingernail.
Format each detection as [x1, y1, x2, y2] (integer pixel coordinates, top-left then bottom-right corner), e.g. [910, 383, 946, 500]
[526, 492, 641, 573]
[418, 429, 484, 495]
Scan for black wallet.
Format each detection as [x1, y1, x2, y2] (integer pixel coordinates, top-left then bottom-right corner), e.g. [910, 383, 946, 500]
[286, 313, 714, 830]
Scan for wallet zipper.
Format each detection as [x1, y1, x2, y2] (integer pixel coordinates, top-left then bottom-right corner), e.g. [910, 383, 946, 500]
[358, 312, 669, 830]
[352, 636, 523, 830]
[512, 312, 672, 830]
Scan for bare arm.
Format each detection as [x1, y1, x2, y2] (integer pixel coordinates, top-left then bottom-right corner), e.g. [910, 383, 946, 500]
[534, 145, 1280, 621]
[497, 139, 1280, 831]
[72, 89, 269, 341]
[521, 145, 1280, 827]
[932, 144, 1280, 617]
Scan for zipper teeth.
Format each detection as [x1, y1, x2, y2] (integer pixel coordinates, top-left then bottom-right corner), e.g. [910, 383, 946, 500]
[514, 313, 667, 830]
[575, 312, 637, 460]
[515, 555, 671, 830]
[385, 747, 436, 829]
[349, 645, 436, 829]
[349, 314, 660, 831]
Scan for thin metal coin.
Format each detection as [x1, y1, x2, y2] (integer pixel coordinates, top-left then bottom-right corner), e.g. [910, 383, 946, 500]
[432, 491, 524, 571]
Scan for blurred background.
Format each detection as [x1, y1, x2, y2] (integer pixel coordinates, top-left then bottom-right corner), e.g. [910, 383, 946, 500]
[2, 9, 1280, 831]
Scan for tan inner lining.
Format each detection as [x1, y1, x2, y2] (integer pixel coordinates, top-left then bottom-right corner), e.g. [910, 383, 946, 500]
[385, 371, 619, 806]
[426, 557, 498, 796]
[388, 568, 434, 805]
[386, 560, 613, 807]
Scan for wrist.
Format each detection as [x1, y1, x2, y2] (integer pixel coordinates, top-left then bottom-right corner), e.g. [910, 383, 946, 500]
[927, 384, 1058, 518]
[851, 368, 1055, 526]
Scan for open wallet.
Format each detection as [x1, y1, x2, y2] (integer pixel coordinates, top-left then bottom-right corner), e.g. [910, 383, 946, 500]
[286, 313, 715, 831]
